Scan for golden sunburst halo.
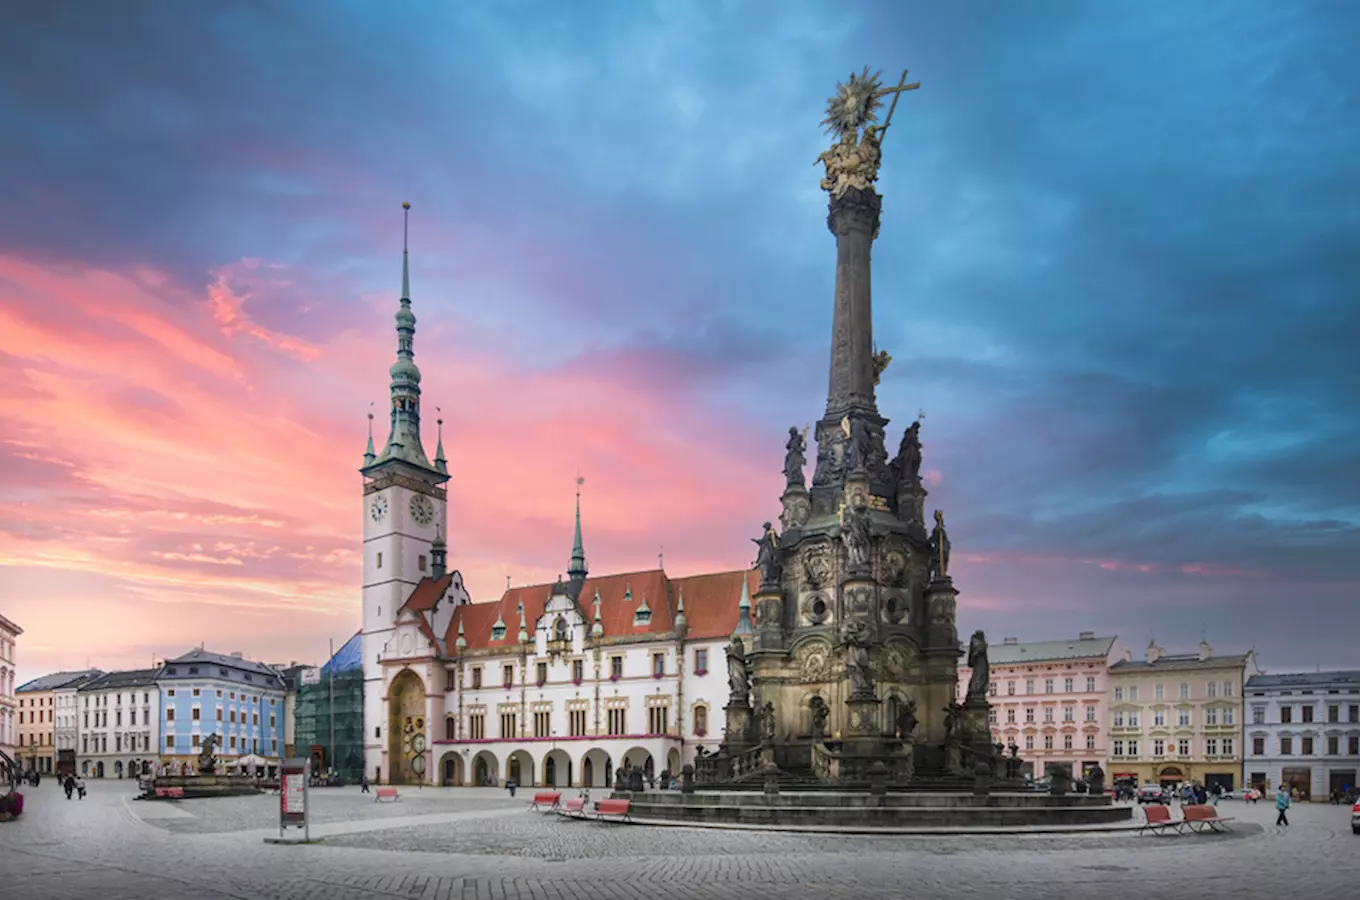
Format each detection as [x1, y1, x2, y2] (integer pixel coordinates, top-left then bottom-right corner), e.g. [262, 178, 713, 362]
[821, 66, 885, 137]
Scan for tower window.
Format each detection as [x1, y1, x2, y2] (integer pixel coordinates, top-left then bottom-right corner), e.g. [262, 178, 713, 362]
[418, 554, 427, 572]
[376, 552, 382, 569]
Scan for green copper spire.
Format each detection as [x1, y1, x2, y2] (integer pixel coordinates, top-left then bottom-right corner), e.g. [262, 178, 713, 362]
[568, 474, 588, 583]
[373, 201, 434, 470]
[434, 414, 447, 474]
[363, 410, 376, 465]
[733, 573, 755, 637]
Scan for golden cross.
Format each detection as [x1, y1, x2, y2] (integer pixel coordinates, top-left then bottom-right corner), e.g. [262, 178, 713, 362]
[877, 69, 920, 137]
[917, 409, 926, 423]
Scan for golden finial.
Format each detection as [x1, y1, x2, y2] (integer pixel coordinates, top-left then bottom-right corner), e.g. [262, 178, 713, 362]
[402, 201, 411, 210]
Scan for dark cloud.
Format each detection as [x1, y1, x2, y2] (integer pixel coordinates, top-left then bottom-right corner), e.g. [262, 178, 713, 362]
[1, 0, 1356, 665]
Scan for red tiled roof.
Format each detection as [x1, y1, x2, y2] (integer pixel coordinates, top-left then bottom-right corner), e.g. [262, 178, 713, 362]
[400, 573, 455, 614]
[443, 567, 756, 652]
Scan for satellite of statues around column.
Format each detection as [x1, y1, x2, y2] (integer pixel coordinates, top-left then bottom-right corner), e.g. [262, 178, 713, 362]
[928, 509, 951, 579]
[815, 67, 920, 198]
[726, 635, 750, 705]
[783, 426, 807, 488]
[891, 420, 923, 487]
[751, 521, 781, 587]
[965, 631, 991, 701]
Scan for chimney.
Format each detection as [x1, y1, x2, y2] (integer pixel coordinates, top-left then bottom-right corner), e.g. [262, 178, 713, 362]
[1003, 637, 1018, 645]
[1197, 641, 1212, 661]
[1123, 648, 1133, 662]
[1146, 641, 1162, 665]
[230, 651, 244, 659]
[1078, 631, 1095, 641]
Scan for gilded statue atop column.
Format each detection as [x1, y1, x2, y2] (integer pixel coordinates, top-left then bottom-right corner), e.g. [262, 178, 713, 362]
[815, 67, 919, 198]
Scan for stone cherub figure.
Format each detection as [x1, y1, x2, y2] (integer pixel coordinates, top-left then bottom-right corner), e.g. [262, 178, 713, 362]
[726, 635, 750, 705]
[783, 426, 808, 489]
[752, 522, 781, 588]
[809, 695, 830, 738]
[928, 509, 951, 579]
[965, 631, 990, 701]
[842, 621, 875, 698]
[895, 696, 919, 739]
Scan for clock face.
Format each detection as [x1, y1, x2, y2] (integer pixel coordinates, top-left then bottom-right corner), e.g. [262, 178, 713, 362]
[370, 496, 388, 522]
[409, 494, 434, 526]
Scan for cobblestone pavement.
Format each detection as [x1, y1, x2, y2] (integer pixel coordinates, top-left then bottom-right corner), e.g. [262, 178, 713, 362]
[1, 780, 1357, 900]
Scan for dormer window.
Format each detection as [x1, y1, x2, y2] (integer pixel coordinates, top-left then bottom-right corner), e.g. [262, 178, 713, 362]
[634, 591, 652, 626]
[491, 612, 507, 642]
[554, 617, 569, 641]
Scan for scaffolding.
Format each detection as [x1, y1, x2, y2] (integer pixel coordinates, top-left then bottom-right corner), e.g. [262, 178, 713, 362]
[293, 631, 365, 783]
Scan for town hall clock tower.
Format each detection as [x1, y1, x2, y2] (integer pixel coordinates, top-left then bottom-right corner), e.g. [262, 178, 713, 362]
[359, 203, 449, 781]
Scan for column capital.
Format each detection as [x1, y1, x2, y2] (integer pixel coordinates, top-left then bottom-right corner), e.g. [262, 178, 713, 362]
[827, 187, 882, 239]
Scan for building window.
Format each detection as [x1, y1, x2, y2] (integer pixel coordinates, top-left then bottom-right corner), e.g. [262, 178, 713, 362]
[1280, 737, 1292, 755]
[694, 648, 709, 673]
[216, 708, 223, 722]
[1179, 709, 1191, 727]
[1085, 705, 1095, 722]
[1178, 738, 1190, 756]
[1063, 706, 1074, 723]
[1205, 708, 1218, 726]
[1222, 681, 1233, 697]
[418, 554, 427, 572]
[445, 716, 457, 740]
[1223, 708, 1234, 726]
[1063, 677, 1073, 693]
[652, 654, 665, 677]
[647, 706, 669, 734]
[607, 708, 626, 736]
[568, 709, 586, 737]
[1025, 707, 1034, 724]
[1253, 707, 1265, 724]
[1061, 734, 1071, 750]
[191, 707, 200, 721]
[1328, 705, 1339, 723]
[1113, 711, 1125, 728]
[1114, 687, 1123, 701]
[1006, 708, 1015, 724]
[192, 734, 201, 748]
[468, 714, 485, 740]
[166, 689, 175, 698]
[1223, 738, 1234, 756]
[1207, 682, 1217, 698]
[1280, 706, 1292, 723]
[533, 711, 551, 738]
[1043, 708, 1053, 724]
[572, 659, 584, 682]
[1154, 711, 1165, 727]
[1025, 735, 1034, 751]
[1179, 683, 1189, 699]
[502, 665, 514, 688]
[611, 656, 624, 679]
[1301, 706, 1314, 723]
[1154, 683, 1164, 700]
[1007, 681, 1015, 696]
[1127, 739, 1139, 757]
[471, 667, 482, 689]
[987, 708, 997, 724]
[1084, 676, 1094, 693]
[1328, 736, 1339, 755]
[500, 712, 517, 739]
[164, 735, 173, 749]
[988, 682, 997, 697]
[1253, 737, 1264, 756]
[1044, 679, 1054, 694]
[1154, 739, 1165, 756]
[1127, 712, 1139, 728]
[694, 705, 708, 736]
[166, 709, 175, 722]
[1025, 679, 1034, 694]
[1043, 735, 1053, 750]
[536, 662, 548, 686]
[1301, 736, 1314, 755]
[1113, 740, 1124, 757]
[1350, 736, 1359, 755]
[1206, 738, 1218, 756]
[1086, 734, 1096, 751]
[1350, 705, 1359, 723]
[377, 552, 383, 569]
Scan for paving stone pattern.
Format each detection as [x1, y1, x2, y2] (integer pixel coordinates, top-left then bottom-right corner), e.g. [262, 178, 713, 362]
[1, 781, 1356, 900]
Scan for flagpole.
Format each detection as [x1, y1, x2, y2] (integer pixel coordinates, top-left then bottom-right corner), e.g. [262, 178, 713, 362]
[328, 637, 336, 777]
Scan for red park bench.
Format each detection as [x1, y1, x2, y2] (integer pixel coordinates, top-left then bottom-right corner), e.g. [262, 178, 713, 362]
[374, 787, 401, 803]
[594, 798, 632, 823]
[1138, 804, 1183, 835]
[154, 787, 185, 800]
[529, 791, 561, 812]
[1181, 804, 1234, 833]
[557, 797, 588, 819]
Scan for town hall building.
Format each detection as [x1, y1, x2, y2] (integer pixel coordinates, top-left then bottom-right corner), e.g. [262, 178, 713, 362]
[361, 208, 752, 787]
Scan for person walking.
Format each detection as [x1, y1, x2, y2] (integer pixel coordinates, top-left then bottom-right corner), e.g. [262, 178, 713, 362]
[360, 773, 371, 794]
[63, 774, 75, 800]
[1275, 783, 1291, 827]
[75, 776, 86, 800]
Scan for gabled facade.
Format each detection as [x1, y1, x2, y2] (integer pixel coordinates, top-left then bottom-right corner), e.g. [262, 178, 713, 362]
[1244, 670, 1360, 800]
[15, 669, 101, 774]
[1107, 641, 1259, 792]
[959, 632, 1123, 779]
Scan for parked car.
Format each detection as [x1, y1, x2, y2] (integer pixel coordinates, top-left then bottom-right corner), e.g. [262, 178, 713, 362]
[1221, 788, 1258, 801]
[1138, 784, 1170, 804]
[1352, 799, 1359, 835]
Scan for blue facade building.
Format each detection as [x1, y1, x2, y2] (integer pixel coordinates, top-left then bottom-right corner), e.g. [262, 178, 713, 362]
[158, 649, 287, 772]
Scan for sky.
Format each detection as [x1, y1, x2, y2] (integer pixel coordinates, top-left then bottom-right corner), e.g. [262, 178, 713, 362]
[1, 0, 1357, 684]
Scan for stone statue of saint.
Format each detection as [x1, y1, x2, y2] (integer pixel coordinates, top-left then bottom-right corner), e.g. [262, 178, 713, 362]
[843, 621, 874, 697]
[896, 696, 918, 739]
[892, 421, 922, 486]
[726, 636, 750, 704]
[783, 427, 807, 489]
[809, 696, 829, 737]
[928, 509, 951, 579]
[760, 701, 776, 744]
[966, 631, 990, 701]
[941, 702, 961, 740]
[841, 416, 871, 473]
[751, 522, 781, 587]
[839, 499, 872, 571]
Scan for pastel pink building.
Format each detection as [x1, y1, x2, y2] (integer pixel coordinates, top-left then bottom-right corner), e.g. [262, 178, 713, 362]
[959, 633, 1124, 780]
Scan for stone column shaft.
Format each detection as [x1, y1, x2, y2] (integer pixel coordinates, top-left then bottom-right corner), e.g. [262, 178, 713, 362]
[825, 188, 882, 417]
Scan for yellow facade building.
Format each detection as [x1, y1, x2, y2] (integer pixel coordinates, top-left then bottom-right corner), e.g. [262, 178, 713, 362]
[1107, 641, 1259, 792]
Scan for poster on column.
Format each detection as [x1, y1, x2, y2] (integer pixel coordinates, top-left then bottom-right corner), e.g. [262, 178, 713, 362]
[280, 758, 308, 826]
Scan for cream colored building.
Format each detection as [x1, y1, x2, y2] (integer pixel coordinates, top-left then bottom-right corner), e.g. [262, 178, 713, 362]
[1107, 641, 1259, 791]
[0, 614, 20, 762]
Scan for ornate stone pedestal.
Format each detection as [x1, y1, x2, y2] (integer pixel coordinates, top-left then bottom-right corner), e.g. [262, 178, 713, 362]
[725, 700, 753, 749]
[780, 485, 811, 532]
[925, 577, 958, 648]
[754, 589, 785, 651]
